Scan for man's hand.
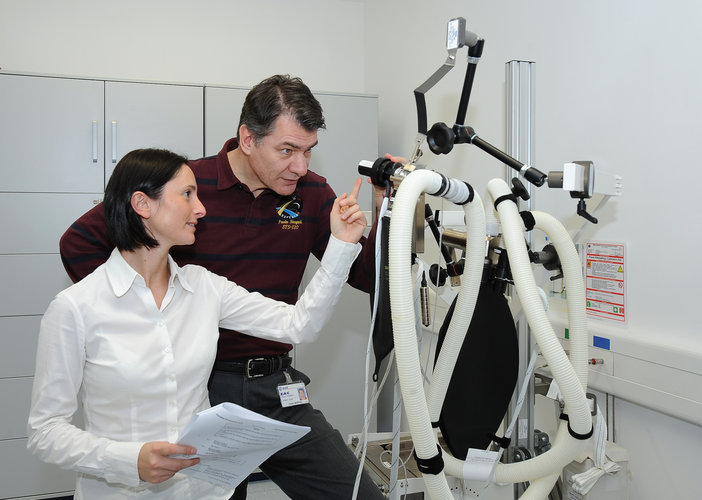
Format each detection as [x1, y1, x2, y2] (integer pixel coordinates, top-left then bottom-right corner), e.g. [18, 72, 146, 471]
[367, 154, 407, 214]
[137, 442, 200, 484]
[332, 178, 367, 243]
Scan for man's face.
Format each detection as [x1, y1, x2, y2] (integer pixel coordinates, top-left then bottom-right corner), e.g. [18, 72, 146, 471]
[247, 114, 318, 196]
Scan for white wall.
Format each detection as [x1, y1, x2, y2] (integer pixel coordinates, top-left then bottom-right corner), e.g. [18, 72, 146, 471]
[0, 0, 366, 92]
[365, 2, 702, 499]
[365, 0, 702, 346]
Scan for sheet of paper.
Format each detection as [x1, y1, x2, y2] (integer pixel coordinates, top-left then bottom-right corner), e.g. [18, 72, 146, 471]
[175, 402, 310, 489]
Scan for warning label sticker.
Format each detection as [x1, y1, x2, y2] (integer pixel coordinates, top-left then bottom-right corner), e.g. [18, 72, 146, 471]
[584, 242, 626, 323]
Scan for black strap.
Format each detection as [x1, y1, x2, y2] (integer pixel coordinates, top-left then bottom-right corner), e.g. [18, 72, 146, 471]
[559, 413, 594, 440]
[490, 433, 511, 449]
[413, 445, 444, 475]
[493, 193, 517, 209]
[520, 211, 536, 231]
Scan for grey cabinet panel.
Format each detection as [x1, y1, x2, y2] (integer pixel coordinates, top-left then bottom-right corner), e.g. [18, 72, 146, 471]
[0, 377, 33, 440]
[295, 260, 374, 440]
[310, 93, 379, 211]
[0, 316, 41, 378]
[105, 81, 204, 183]
[0, 75, 380, 498]
[0, 254, 71, 317]
[204, 86, 247, 156]
[0, 438, 75, 499]
[0, 74, 105, 193]
[0, 193, 102, 254]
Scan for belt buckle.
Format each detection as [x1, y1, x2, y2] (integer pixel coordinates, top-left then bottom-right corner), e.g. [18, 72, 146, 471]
[245, 357, 267, 378]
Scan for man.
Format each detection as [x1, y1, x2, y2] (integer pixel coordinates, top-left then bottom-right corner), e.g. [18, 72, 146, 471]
[59, 75, 384, 499]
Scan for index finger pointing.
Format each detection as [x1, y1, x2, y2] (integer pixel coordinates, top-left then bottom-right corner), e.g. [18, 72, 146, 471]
[350, 178, 362, 200]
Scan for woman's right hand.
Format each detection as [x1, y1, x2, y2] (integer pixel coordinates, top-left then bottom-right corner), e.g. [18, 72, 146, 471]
[137, 441, 200, 484]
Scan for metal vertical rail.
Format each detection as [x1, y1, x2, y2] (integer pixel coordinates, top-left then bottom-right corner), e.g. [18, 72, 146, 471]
[505, 60, 536, 499]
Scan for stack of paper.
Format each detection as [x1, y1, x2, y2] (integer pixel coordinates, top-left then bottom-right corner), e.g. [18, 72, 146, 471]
[174, 402, 310, 488]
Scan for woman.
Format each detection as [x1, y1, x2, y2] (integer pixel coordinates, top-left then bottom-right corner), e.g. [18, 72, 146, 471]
[27, 148, 367, 499]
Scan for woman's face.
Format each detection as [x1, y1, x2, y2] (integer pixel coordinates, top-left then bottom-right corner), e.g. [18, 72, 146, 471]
[144, 164, 206, 248]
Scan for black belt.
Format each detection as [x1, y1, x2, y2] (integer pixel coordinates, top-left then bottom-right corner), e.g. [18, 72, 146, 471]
[213, 355, 292, 378]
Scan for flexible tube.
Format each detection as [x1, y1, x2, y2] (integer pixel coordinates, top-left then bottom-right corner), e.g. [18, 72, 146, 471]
[532, 211, 588, 389]
[389, 169, 461, 500]
[441, 182, 593, 490]
[486, 178, 590, 485]
[426, 192, 485, 422]
[390, 173, 592, 499]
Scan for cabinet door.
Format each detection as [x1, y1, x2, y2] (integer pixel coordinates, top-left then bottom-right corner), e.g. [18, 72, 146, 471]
[0, 254, 72, 316]
[294, 94, 378, 440]
[0, 74, 105, 193]
[105, 81, 204, 183]
[0, 439, 75, 499]
[309, 93, 378, 211]
[204, 86, 247, 156]
[0, 193, 102, 254]
[0, 316, 41, 379]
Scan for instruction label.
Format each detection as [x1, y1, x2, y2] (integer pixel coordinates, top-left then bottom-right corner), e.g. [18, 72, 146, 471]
[584, 242, 626, 323]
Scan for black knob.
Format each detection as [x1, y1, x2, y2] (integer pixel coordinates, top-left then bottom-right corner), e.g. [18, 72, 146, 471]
[427, 122, 455, 155]
[577, 199, 598, 224]
[511, 177, 530, 201]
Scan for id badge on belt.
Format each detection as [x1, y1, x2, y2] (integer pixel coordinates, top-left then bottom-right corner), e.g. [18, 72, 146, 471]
[277, 371, 309, 407]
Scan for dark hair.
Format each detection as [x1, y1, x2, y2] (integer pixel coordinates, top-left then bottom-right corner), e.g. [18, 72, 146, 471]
[237, 74, 325, 143]
[104, 148, 188, 251]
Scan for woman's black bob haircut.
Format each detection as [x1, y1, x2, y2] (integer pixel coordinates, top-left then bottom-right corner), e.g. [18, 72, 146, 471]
[104, 148, 189, 251]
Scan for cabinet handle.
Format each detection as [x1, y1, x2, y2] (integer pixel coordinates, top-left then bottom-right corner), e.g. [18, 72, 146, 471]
[92, 120, 98, 163]
[111, 121, 117, 163]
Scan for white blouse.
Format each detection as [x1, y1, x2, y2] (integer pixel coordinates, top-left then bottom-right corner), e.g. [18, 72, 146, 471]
[27, 235, 360, 499]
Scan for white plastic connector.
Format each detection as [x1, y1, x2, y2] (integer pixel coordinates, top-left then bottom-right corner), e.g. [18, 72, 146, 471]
[563, 162, 586, 192]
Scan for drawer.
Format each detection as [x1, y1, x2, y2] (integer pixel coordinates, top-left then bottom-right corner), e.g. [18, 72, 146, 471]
[0, 377, 33, 440]
[0, 437, 74, 499]
[0, 376, 85, 444]
[0, 316, 41, 378]
[0, 254, 72, 316]
[0, 193, 102, 254]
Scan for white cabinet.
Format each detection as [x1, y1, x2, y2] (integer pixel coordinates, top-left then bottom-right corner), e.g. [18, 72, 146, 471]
[104, 81, 204, 182]
[0, 439, 75, 499]
[0, 74, 104, 193]
[0, 74, 378, 499]
[204, 85, 247, 155]
[0, 74, 204, 192]
[309, 92, 379, 211]
[0, 72, 205, 500]
[0, 316, 41, 379]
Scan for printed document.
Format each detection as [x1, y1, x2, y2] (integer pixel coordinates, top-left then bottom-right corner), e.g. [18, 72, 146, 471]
[175, 402, 310, 489]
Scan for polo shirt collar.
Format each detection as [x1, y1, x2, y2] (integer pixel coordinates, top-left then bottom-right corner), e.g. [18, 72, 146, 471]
[216, 137, 241, 191]
[105, 247, 194, 297]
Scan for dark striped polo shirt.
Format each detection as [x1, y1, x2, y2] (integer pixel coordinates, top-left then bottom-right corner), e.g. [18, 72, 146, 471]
[59, 138, 375, 360]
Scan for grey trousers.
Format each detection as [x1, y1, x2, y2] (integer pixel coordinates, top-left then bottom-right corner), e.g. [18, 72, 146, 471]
[208, 365, 385, 500]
